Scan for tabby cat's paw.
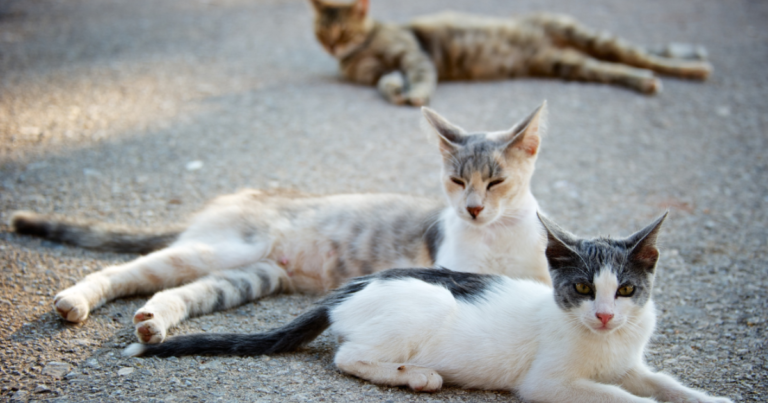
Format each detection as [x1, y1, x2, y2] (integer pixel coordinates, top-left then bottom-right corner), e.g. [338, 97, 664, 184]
[53, 290, 90, 323]
[641, 77, 663, 94]
[404, 367, 442, 392]
[377, 71, 407, 105]
[406, 95, 429, 107]
[134, 318, 167, 344]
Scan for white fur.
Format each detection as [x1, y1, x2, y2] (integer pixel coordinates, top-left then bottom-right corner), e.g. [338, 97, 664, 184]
[327, 275, 733, 403]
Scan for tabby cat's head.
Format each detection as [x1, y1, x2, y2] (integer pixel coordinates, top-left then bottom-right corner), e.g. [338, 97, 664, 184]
[309, 0, 372, 58]
[539, 213, 666, 334]
[422, 103, 545, 226]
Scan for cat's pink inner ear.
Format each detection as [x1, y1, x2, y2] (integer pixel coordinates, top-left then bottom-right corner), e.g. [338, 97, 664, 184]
[517, 133, 540, 156]
[354, 0, 369, 17]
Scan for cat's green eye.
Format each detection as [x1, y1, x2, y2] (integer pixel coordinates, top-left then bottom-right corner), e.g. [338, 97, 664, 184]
[617, 285, 635, 297]
[450, 177, 466, 188]
[487, 179, 504, 190]
[574, 283, 592, 295]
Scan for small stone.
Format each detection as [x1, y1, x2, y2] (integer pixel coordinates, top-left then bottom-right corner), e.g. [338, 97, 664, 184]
[118, 367, 134, 376]
[85, 358, 101, 369]
[185, 160, 204, 171]
[11, 390, 28, 401]
[43, 362, 71, 379]
[34, 384, 51, 393]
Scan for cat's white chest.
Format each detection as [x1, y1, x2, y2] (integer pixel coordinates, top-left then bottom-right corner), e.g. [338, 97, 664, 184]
[436, 211, 549, 284]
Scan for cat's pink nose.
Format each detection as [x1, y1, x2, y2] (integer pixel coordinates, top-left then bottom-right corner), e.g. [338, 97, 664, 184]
[467, 206, 484, 219]
[596, 313, 614, 326]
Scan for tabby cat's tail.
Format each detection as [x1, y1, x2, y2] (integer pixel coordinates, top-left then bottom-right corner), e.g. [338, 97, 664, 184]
[10, 211, 181, 254]
[123, 305, 331, 358]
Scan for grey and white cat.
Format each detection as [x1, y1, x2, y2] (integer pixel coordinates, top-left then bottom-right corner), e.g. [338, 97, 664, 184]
[11, 103, 550, 344]
[126, 213, 732, 403]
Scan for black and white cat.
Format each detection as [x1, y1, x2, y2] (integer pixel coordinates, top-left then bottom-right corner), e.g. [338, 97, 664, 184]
[126, 213, 732, 403]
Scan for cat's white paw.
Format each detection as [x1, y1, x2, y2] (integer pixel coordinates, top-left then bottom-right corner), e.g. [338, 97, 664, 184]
[53, 290, 90, 323]
[402, 366, 442, 392]
[134, 312, 166, 344]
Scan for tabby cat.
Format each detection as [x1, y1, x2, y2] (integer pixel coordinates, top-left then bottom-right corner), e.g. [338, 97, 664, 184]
[126, 213, 732, 403]
[11, 103, 549, 344]
[310, 0, 713, 105]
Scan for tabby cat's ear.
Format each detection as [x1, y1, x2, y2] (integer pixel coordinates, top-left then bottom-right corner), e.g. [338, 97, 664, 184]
[502, 101, 547, 157]
[422, 107, 467, 154]
[625, 212, 667, 273]
[537, 213, 580, 271]
[353, 0, 369, 17]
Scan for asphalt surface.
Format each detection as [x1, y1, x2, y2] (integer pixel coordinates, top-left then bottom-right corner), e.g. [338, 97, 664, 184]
[0, 0, 766, 402]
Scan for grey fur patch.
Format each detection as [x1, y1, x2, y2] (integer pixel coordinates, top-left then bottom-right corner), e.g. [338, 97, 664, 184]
[424, 219, 443, 263]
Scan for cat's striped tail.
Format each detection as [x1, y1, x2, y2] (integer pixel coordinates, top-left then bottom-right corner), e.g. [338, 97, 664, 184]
[123, 305, 331, 358]
[10, 211, 182, 254]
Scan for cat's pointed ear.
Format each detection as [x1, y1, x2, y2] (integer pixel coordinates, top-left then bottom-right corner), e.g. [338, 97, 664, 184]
[625, 212, 668, 272]
[537, 212, 580, 271]
[422, 107, 467, 154]
[503, 101, 547, 157]
[353, 0, 369, 17]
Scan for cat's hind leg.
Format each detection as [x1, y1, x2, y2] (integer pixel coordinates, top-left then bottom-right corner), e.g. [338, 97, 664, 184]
[54, 240, 266, 323]
[529, 48, 662, 94]
[334, 345, 443, 392]
[532, 13, 712, 79]
[133, 260, 290, 343]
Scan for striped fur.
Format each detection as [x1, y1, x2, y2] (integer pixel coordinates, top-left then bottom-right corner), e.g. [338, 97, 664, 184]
[310, 0, 713, 105]
[12, 105, 550, 344]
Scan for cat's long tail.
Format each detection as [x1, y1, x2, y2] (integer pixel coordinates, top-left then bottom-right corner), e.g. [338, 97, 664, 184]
[123, 305, 331, 358]
[10, 211, 182, 254]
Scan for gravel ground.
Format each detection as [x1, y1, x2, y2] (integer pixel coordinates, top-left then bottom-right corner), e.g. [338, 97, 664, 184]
[1, 0, 766, 401]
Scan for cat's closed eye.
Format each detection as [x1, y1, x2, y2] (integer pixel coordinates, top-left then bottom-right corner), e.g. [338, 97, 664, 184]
[450, 177, 466, 188]
[617, 285, 635, 297]
[487, 179, 504, 190]
[574, 283, 592, 295]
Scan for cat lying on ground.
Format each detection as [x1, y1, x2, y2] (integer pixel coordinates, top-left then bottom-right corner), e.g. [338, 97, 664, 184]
[311, 0, 712, 105]
[12, 103, 550, 344]
[126, 213, 732, 403]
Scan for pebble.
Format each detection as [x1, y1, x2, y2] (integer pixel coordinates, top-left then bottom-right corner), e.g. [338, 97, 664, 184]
[118, 367, 135, 376]
[186, 160, 204, 171]
[42, 362, 71, 379]
[34, 384, 52, 393]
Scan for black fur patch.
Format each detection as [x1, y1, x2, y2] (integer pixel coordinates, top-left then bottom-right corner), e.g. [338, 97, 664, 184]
[376, 267, 499, 302]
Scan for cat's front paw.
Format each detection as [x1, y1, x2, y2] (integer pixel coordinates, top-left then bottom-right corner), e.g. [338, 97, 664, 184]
[377, 71, 407, 105]
[53, 289, 90, 323]
[134, 311, 167, 344]
[403, 367, 442, 392]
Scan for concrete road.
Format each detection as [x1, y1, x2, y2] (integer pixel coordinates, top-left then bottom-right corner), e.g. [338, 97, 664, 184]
[1, 0, 766, 401]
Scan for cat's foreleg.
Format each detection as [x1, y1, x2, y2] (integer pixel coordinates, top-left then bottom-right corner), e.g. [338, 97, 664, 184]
[376, 71, 407, 105]
[530, 48, 662, 94]
[133, 260, 290, 343]
[519, 371, 656, 403]
[334, 345, 443, 392]
[54, 240, 265, 323]
[400, 51, 437, 106]
[620, 364, 734, 403]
